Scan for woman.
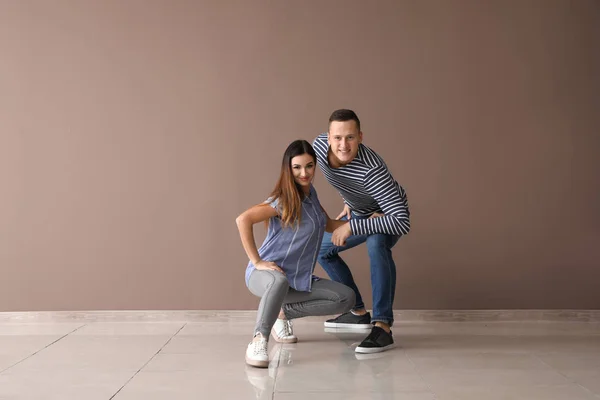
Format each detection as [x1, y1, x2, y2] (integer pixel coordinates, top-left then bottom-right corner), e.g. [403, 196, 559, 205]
[236, 140, 355, 368]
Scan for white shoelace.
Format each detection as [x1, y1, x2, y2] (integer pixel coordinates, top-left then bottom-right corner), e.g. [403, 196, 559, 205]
[250, 338, 268, 356]
[281, 319, 293, 337]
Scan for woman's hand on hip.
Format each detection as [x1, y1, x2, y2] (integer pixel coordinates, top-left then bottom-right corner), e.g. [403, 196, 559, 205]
[255, 260, 285, 275]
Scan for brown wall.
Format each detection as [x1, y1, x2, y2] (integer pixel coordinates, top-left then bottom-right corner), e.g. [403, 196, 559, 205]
[1, 0, 599, 311]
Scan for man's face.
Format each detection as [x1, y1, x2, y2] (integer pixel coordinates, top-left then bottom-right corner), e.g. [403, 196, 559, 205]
[328, 120, 362, 166]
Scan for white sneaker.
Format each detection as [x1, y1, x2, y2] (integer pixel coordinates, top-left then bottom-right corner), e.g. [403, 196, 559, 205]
[245, 333, 269, 368]
[271, 318, 298, 343]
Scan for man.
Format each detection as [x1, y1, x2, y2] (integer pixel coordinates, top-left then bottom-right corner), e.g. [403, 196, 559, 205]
[313, 109, 410, 353]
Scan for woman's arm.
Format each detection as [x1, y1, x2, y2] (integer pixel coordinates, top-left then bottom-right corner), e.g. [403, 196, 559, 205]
[235, 204, 284, 273]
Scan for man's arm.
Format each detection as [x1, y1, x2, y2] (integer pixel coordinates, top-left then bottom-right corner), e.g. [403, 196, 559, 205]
[320, 205, 348, 233]
[349, 166, 411, 236]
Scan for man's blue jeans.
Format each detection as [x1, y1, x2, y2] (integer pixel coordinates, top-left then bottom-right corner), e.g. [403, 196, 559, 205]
[317, 214, 400, 326]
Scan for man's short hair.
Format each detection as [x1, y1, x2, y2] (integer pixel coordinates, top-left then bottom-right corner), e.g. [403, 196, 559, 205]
[328, 109, 361, 131]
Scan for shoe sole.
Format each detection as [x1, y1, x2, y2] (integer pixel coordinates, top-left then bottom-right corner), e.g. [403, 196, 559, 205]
[270, 331, 298, 344]
[245, 356, 269, 368]
[355, 343, 396, 354]
[355, 352, 388, 360]
[324, 322, 372, 329]
[324, 327, 371, 334]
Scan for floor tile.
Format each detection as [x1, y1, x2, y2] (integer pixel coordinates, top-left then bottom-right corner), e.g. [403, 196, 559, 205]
[432, 384, 600, 400]
[274, 392, 436, 400]
[0, 323, 84, 336]
[111, 369, 275, 400]
[0, 370, 132, 400]
[73, 322, 184, 336]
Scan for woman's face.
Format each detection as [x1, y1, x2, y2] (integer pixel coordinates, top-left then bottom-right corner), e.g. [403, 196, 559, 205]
[290, 153, 315, 191]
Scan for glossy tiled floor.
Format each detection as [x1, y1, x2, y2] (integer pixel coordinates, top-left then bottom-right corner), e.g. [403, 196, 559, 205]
[1, 316, 599, 399]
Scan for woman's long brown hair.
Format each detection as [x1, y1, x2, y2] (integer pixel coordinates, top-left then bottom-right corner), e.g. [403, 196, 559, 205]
[264, 140, 317, 228]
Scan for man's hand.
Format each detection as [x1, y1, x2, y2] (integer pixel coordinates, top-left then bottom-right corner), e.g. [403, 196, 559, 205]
[369, 212, 384, 219]
[332, 223, 352, 246]
[336, 204, 351, 220]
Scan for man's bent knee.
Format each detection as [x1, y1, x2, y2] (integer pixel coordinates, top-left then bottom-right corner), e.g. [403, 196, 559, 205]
[366, 233, 393, 250]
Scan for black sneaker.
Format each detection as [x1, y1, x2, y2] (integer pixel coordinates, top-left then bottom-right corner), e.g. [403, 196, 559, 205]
[324, 311, 372, 329]
[355, 326, 395, 353]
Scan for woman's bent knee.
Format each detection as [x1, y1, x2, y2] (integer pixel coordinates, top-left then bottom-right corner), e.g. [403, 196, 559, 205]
[249, 269, 289, 298]
[337, 286, 356, 313]
[269, 272, 289, 290]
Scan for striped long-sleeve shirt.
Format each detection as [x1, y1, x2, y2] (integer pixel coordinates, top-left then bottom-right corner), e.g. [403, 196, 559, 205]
[313, 133, 410, 237]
